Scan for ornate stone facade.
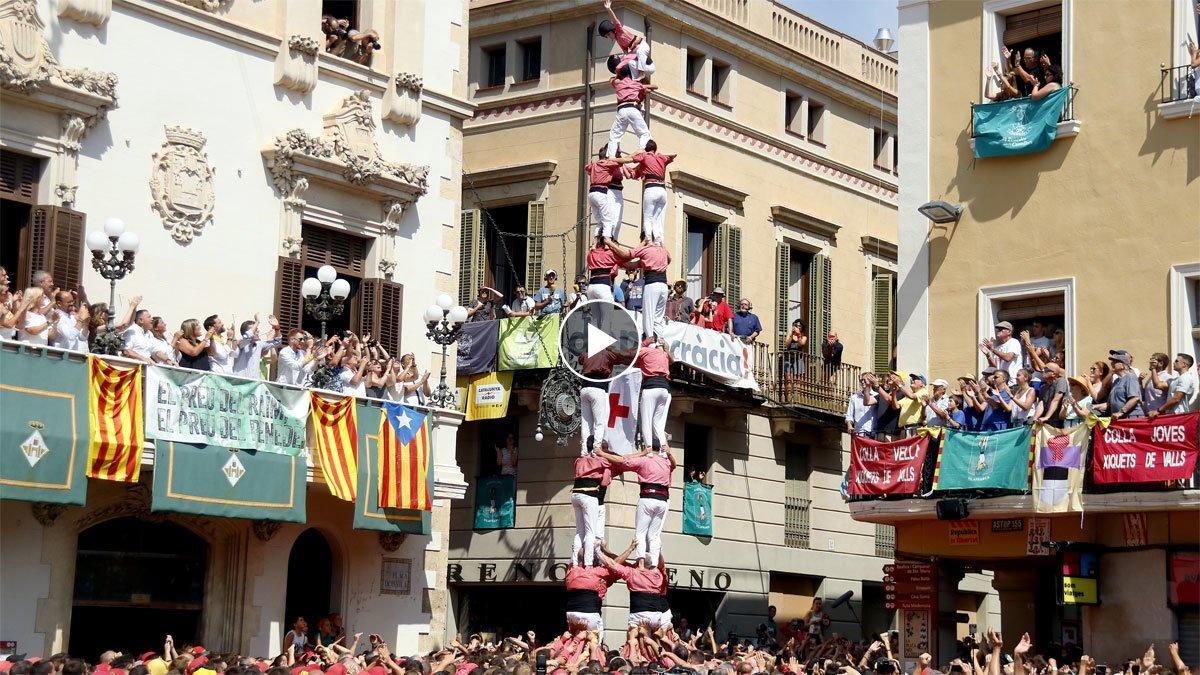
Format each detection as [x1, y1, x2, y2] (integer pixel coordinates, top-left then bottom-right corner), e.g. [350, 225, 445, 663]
[0, 0, 117, 102]
[274, 34, 319, 93]
[384, 72, 424, 127]
[57, 0, 110, 27]
[149, 125, 217, 244]
[176, 0, 231, 12]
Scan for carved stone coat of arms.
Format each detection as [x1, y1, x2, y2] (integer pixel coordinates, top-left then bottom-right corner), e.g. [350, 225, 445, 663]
[149, 125, 216, 244]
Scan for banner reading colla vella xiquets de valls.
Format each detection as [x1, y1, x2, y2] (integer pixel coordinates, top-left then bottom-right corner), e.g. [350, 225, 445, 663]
[144, 366, 309, 455]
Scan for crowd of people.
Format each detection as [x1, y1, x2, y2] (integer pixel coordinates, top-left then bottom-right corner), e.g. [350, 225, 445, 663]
[843, 319, 1200, 438]
[986, 45, 1063, 103]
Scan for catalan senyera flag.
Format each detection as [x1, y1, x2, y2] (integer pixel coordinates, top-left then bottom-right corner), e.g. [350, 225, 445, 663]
[309, 393, 358, 501]
[87, 355, 144, 482]
[379, 402, 431, 511]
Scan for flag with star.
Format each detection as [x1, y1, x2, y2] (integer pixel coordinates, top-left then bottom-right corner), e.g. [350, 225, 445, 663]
[379, 402, 431, 511]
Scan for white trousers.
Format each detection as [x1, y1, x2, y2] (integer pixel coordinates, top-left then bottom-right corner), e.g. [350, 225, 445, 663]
[607, 107, 650, 158]
[571, 492, 601, 566]
[580, 386, 610, 454]
[589, 189, 620, 239]
[633, 497, 668, 565]
[628, 41, 655, 80]
[609, 187, 625, 243]
[628, 609, 672, 629]
[640, 281, 668, 340]
[640, 386, 671, 451]
[566, 611, 604, 632]
[586, 283, 614, 302]
[642, 185, 667, 242]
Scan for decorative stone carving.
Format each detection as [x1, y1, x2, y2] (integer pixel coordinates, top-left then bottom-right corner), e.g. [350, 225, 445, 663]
[0, 0, 57, 90]
[379, 532, 406, 552]
[58, 0, 111, 27]
[176, 0, 231, 12]
[31, 502, 68, 527]
[56, 114, 87, 205]
[383, 72, 423, 127]
[274, 34, 318, 94]
[383, 199, 405, 228]
[378, 259, 395, 278]
[150, 125, 216, 244]
[251, 519, 282, 542]
[282, 236, 303, 256]
[74, 483, 153, 531]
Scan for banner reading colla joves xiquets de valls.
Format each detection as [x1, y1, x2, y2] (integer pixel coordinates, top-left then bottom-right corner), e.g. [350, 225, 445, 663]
[144, 366, 309, 456]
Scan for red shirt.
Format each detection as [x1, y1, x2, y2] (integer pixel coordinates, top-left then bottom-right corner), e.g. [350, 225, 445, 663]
[574, 454, 614, 486]
[585, 160, 622, 187]
[586, 246, 619, 277]
[613, 564, 667, 594]
[611, 18, 641, 52]
[632, 244, 670, 272]
[620, 452, 672, 485]
[632, 151, 674, 180]
[565, 564, 619, 598]
[579, 348, 627, 381]
[711, 299, 733, 332]
[634, 347, 672, 378]
[611, 77, 649, 103]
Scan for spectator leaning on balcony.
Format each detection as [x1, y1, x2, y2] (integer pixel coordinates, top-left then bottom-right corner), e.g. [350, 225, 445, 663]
[1100, 349, 1143, 420]
[822, 331, 843, 380]
[783, 318, 808, 377]
[277, 329, 319, 385]
[51, 290, 88, 352]
[1007, 368, 1037, 426]
[872, 375, 902, 439]
[467, 286, 503, 322]
[233, 315, 282, 379]
[18, 288, 56, 346]
[978, 366, 1012, 431]
[173, 318, 214, 371]
[620, 268, 644, 312]
[1140, 352, 1175, 416]
[533, 269, 566, 317]
[981, 321, 1021, 385]
[709, 287, 734, 335]
[337, 343, 369, 398]
[1152, 353, 1197, 417]
[149, 316, 177, 366]
[957, 376, 983, 431]
[665, 280, 693, 323]
[923, 378, 951, 427]
[203, 315, 235, 374]
[504, 285, 535, 317]
[691, 296, 715, 329]
[122, 308, 163, 363]
[844, 372, 878, 436]
[1034, 363, 1068, 427]
[322, 15, 381, 66]
[891, 372, 928, 435]
[731, 299, 762, 344]
[1063, 375, 1094, 424]
[1031, 62, 1062, 101]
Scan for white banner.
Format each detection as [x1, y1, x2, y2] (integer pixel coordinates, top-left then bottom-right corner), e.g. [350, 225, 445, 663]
[649, 317, 759, 390]
[605, 370, 642, 455]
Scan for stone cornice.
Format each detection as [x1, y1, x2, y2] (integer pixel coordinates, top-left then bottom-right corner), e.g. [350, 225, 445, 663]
[771, 205, 840, 241]
[464, 160, 557, 188]
[860, 235, 898, 262]
[669, 170, 749, 208]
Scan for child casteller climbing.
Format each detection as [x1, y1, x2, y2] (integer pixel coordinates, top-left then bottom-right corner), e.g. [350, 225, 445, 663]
[599, 0, 654, 81]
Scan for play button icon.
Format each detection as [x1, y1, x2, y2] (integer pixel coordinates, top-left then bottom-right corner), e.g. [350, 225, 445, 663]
[561, 299, 641, 383]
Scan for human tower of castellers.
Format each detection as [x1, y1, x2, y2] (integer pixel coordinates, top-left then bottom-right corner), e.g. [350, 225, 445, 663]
[560, 0, 683, 637]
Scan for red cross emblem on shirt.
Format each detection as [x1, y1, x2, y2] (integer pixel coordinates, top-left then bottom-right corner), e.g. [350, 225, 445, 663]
[607, 392, 631, 428]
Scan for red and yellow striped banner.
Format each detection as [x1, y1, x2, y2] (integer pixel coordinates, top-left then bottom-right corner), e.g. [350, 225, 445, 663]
[309, 393, 358, 501]
[87, 355, 144, 482]
[379, 409, 430, 511]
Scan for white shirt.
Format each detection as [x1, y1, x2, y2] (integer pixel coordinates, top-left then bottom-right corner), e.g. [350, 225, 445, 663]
[150, 334, 174, 363]
[338, 366, 367, 397]
[1141, 369, 1176, 414]
[209, 335, 234, 374]
[994, 337, 1022, 384]
[233, 334, 281, 379]
[52, 310, 86, 351]
[844, 391, 877, 434]
[276, 346, 315, 386]
[924, 394, 951, 426]
[121, 325, 156, 360]
[19, 311, 50, 345]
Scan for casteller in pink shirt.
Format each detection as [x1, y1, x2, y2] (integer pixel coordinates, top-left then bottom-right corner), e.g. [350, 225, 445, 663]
[620, 453, 671, 485]
[611, 76, 650, 104]
[632, 243, 670, 272]
[585, 160, 622, 187]
[634, 347, 672, 378]
[565, 564, 620, 598]
[609, 17, 641, 52]
[632, 151, 674, 180]
[613, 564, 666, 594]
[574, 454, 614, 486]
[586, 246, 619, 277]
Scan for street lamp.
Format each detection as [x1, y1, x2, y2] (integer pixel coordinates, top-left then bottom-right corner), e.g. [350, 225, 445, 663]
[424, 293, 468, 408]
[86, 217, 139, 355]
[301, 264, 351, 340]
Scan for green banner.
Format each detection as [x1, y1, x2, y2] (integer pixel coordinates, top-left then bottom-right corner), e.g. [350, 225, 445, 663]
[145, 365, 309, 456]
[473, 475, 516, 529]
[0, 349, 89, 505]
[683, 480, 713, 537]
[352, 404, 431, 534]
[934, 426, 1032, 491]
[498, 315, 560, 370]
[150, 440, 306, 522]
[972, 86, 1071, 158]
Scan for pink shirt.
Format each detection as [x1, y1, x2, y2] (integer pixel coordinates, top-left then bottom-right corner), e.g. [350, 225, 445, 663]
[611, 76, 649, 103]
[586, 247, 619, 277]
[634, 347, 672, 378]
[614, 564, 667, 594]
[585, 160, 622, 187]
[565, 564, 619, 598]
[621, 453, 671, 485]
[632, 151, 674, 180]
[574, 454, 614, 486]
[611, 18, 640, 52]
[632, 244, 670, 272]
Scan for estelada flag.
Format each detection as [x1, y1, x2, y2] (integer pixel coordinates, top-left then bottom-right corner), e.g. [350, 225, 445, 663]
[379, 402, 431, 511]
[309, 393, 358, 501]
[87, 355, 144, 482]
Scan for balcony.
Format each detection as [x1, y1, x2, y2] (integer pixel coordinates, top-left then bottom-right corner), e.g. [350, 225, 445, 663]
[968, 84, 1081, 152]
[1158, 64, 1200, 120]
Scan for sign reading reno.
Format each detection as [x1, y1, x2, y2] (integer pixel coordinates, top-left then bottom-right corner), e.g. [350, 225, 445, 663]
[1091, 411, 1198, 483]
[144, 366, 310, 456]
[656, 318, 758, 390]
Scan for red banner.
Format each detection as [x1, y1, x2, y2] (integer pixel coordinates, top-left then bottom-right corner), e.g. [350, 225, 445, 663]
[1091, 411, 1199, 484]
[849, 435, 930, 496]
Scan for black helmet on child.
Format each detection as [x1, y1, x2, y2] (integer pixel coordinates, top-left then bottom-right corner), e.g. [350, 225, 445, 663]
[607, 54, 621, 73]
[598, 19, 615, 37]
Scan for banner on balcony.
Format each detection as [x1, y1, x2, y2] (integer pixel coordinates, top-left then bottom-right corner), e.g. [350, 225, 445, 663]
[605, 369, 643, 456]
[1091, 411, 1199, 484]
[144, 365, 309, 456]
[683, 480, 713, 537]
[0, 349, 89, 505]
[353, 404, 430, 534]
[849, 434, 931, 497]
[498, 315, 560, 370]
[1034, 423, 1088, 513]
[88, 356, 145, 483]
[932, 426, 1032, 492]
[150, 440, 306, 522]
[972, 86, 1070, 158]
[462, 371, 513, 421]
[656, 318, 759, 390]
[473, 474, 516, 529]
[457, 319, 500, 375]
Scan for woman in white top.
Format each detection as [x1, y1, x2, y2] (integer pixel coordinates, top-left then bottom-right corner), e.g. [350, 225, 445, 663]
[495, 433, 518, 476]
[388, 353, 431, 405]
[18, 289, 56, 345]
[1, 282, 34, 341]
[1009, 368, 1037, 425]
[282, 616, 309, 655]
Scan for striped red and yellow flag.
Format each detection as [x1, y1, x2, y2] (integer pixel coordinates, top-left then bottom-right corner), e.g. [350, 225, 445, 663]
[379, 403, 431, 511]
[87, 355, 144, 482]
[309, 393, 358, 501]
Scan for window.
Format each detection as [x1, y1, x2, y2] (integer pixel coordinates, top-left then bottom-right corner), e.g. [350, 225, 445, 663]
[784, 91, 804, 136]
[518, 38, 541, 82]
[685, 214, 717, 300]
[806, 100, 826, 144]
[768, 572, 820, 623]
[686, 49, 706, 96]
[978, 278, 1074, 374]
[871, 270, 896, 375]
[996, 293, 1066, 370]
[873, 127, 894, 172]
[683, 423, 711, 481]
[1002, 5, 1063, 73]
[874, 523, 895, 558]
[784, 443, 811, 548]
[483, 45, 506, 88]
[710, 59, 732, 107]
[892, 135, 899, 175]
[477, 418, 519, 477]
[982, 0, 1070, 102]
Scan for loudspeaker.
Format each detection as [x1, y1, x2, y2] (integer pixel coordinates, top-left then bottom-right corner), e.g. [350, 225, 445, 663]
[936, 498, 969, 520]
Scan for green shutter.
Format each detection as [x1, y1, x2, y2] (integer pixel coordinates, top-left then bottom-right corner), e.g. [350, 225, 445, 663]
[775, 242, 791, 347]
[807, 253, 831, 353]
[525, 201, 546, 293]
[871, 272, 895, 375]
[727, 225, 742, 306]
[784, 444, 811, 549]
[681, 211, 690, 283]
[458, 209, 484, 306]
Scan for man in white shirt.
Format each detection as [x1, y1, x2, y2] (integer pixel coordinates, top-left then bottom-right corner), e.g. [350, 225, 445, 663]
[337, 352, 369, 397]
[1151, 354, 1196, 417]
[844, 373, 878, 436]
[276, 329, 319, 386]
[923, 378, 952, 426]
[1140, 352, 1176, 416]
[204, 314, 235, 374]
[981, 321, 1022, 385]
[233, 315, 282, 379]
[121, 309, 158, 362]
[51, 291, 87, 352]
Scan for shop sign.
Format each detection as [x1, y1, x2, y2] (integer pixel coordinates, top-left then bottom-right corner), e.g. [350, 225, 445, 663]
[447, 561, 733, 591]
[1061, 576, 1097, 605]
[381, 558, 412, 595]
[948, 520, 980, 545]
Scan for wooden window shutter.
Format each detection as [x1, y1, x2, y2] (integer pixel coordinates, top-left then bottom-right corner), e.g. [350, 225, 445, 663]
[458, 209, 484, 306]
[807, 253, 831, 352]
[0, 151, 40, 204]
[358, 277, 381, 340]
[301, 224, 367, 276]
[713, 222, 729, 299]
[25, 206, 85, 291]
[358, 278, 404, 354]
[871, 272, 895, 375]
[274, 256, 304, 333]
[525, 201, 545, 293]
[1004, 5, 1062, 45]
[775, 242, 791, 347]
[726, 225, 742, 306]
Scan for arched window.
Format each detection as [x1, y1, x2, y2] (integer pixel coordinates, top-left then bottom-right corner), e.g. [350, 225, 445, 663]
[284, 528, 337, 644]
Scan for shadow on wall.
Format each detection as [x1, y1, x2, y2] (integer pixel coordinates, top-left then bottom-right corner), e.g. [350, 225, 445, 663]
[1138, 89, 1200, 184]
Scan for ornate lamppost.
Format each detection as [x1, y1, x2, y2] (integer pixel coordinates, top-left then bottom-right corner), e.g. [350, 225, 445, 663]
[85, 217, 139, 355]
[423, 293, 467, 408]
[301, 264, 351, 340]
